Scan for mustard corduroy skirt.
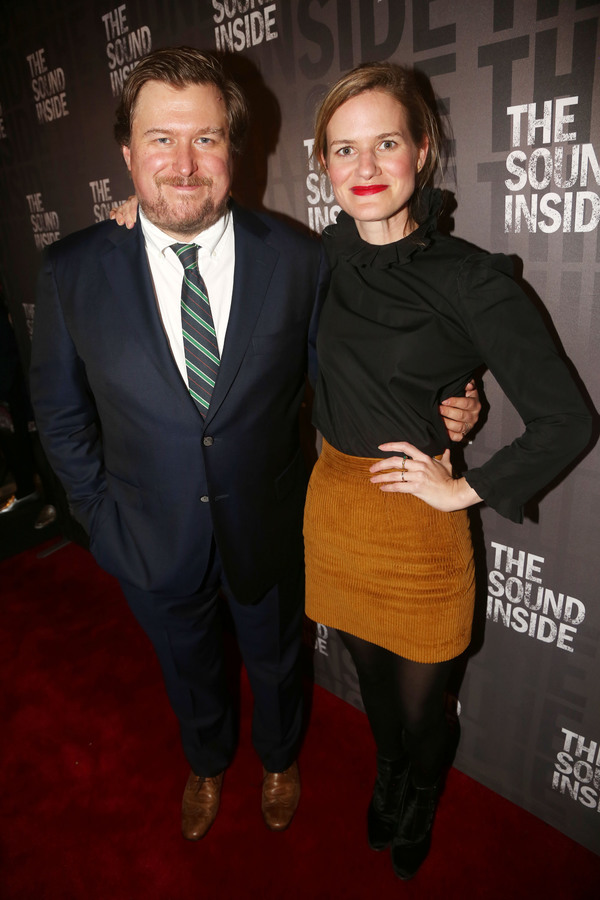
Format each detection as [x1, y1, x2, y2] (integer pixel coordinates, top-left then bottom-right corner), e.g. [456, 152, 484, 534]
[304, 439, 476, 663]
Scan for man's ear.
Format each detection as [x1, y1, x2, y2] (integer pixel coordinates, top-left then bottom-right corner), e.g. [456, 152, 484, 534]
[122, 145, 131, 171]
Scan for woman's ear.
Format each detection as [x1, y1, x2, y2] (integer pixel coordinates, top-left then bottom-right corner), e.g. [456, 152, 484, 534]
[417, 136, 429, 173]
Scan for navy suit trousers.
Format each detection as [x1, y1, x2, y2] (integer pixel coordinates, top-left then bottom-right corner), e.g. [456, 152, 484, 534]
[120, 540, 305, 775]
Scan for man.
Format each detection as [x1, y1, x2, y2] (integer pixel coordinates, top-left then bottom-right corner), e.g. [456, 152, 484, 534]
[30, 48, 478, 841]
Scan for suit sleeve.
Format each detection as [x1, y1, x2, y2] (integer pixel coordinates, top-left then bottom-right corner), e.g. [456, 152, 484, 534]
[307, 244, 330, 388]
[29, 248, 107, 533]
[457, 253, 593, 522]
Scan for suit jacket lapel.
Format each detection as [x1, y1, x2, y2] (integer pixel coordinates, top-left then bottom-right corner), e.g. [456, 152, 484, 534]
[101, 221, 192, 402]
[205, 204, 278, 424]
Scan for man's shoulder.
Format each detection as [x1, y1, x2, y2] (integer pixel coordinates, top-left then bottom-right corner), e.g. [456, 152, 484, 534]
[231, 202, 321, 254]
[46, 218, 137, 260]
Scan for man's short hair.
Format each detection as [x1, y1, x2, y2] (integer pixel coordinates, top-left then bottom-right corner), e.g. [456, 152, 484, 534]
[114, 47, 249, 154]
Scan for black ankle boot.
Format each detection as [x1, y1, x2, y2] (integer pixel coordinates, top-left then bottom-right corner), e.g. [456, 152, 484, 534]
[367, 756, 410, 851]
[391, 777, 440, 879]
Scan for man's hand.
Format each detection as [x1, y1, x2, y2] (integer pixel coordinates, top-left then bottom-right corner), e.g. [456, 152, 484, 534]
[109, 195, 139, 228]
[439, 380, 481, 442]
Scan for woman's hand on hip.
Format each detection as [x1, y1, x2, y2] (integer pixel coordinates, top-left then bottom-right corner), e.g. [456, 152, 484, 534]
[369, 441, 482, 512]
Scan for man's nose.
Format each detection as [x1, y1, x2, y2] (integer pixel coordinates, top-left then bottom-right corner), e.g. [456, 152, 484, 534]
[174, 143, 197, 176]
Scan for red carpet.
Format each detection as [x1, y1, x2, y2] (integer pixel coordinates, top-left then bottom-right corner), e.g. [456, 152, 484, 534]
[1, 541, 599, 899]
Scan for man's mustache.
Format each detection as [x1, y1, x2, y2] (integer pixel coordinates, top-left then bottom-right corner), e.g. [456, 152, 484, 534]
[157, 176, 213, 188]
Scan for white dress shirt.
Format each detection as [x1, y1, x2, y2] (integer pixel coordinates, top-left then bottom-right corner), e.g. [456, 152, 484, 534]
[139, 207, 235, 380]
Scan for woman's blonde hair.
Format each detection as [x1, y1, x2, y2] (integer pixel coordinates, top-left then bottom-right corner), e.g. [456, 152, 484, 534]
[313, 62, 442, 227]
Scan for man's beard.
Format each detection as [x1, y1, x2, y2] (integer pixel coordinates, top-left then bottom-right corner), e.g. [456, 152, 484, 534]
[140, 176, 229, 238]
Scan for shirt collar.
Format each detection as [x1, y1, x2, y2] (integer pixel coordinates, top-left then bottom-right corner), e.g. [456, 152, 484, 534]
[322, 187, 443, 269]
[139, 205, 231, 258]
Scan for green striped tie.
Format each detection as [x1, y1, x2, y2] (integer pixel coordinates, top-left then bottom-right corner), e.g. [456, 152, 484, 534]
[171, 243, 220, 415]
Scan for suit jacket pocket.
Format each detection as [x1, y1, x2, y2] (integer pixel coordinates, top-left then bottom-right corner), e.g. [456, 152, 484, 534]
[251, 325, 306, 356]
[105, 470, 145, 510]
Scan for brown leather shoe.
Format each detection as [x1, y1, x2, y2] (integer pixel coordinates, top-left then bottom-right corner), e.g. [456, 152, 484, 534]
[34, 504, 57, 529]
[261, 761, 300, 831]
[181, 770, 224, 841]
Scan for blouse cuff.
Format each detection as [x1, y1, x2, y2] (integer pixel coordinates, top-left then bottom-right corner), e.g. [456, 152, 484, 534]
[464, 469, 524, 524]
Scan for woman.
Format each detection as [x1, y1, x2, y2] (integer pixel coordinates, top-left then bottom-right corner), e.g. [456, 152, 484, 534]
[303, 62, 591, 880]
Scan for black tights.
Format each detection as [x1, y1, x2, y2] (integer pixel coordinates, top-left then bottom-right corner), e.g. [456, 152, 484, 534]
[339, 630, 454, 787]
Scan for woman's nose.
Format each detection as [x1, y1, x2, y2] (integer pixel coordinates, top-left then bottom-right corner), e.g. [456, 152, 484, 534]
[357, 149, 380, 179]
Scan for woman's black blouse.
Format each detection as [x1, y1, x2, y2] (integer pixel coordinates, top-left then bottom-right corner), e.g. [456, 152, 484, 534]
[313, 188, 591, 523]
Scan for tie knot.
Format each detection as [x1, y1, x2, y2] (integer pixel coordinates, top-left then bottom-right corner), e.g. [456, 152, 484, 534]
[171, 243, 198, 270]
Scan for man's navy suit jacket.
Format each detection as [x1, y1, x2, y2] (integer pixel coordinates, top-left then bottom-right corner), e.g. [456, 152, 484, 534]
[30, 202, 329, 603]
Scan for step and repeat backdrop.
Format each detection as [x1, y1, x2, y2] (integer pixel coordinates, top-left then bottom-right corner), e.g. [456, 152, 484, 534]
[0, 0, 598, 855]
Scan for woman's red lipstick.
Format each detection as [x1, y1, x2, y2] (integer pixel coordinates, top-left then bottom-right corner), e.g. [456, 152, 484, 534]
[350, 185, 387, 195]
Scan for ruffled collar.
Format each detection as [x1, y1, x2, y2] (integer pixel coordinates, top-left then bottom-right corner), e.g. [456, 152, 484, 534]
[323, 186, 442, 269]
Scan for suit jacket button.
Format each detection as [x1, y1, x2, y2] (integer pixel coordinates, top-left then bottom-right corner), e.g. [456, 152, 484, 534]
[203, 436, 214, 446]
[200, 495, 209, 503]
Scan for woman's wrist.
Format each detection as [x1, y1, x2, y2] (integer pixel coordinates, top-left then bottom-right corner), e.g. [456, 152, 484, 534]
[451, 476, 483, 510]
